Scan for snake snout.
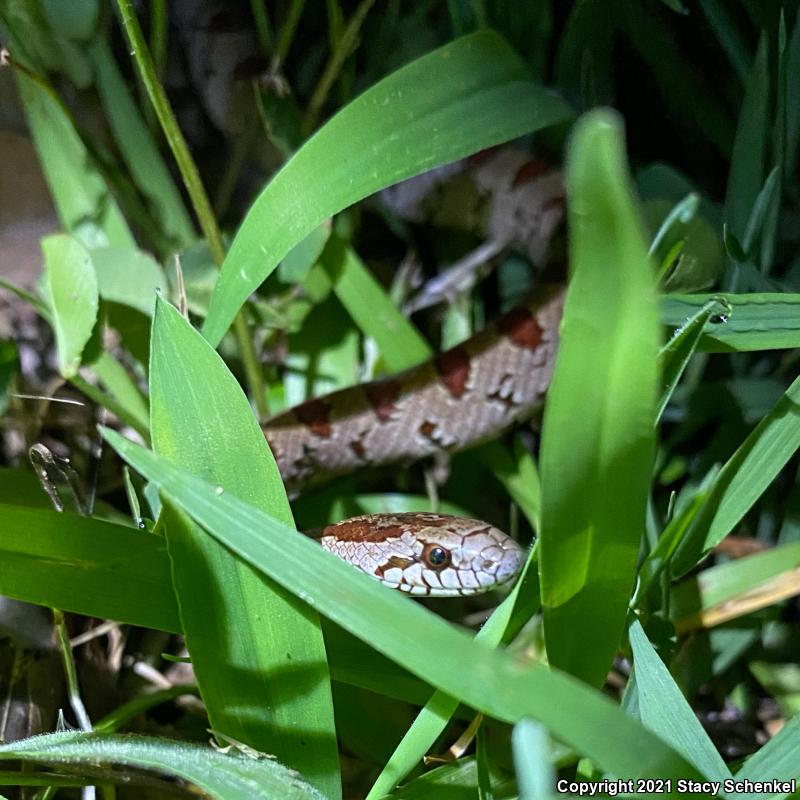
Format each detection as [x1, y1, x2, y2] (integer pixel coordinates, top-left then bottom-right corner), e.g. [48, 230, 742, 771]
[495, 538, 525, 584]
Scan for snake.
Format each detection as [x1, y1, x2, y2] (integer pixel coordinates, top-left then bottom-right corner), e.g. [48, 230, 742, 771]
[266, 284, 563, 596]
[265, 150, 566, 597]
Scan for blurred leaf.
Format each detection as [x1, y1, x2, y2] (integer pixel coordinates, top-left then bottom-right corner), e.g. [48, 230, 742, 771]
[278, 222, 332, 284]
[148, 299, 339, 797]
[10, 65, 135, 249]
[725, 33, 768, 249]
[512, 719, 554, 800]
[671, 542, 800, 631]
[88, 37, 196, 249]
[42, 234, 98, 378]
[539, 110, 659, 686]
[697, 0, 751, 81]
[203, 31, 574, 345]
[749, 663, 800, 716]
[0, 731, 326, 800]
[320, 237, 431, 371]
[786, 6, 800, 174]
[0, 341, 19, 415]
[91, 246, 168, 316]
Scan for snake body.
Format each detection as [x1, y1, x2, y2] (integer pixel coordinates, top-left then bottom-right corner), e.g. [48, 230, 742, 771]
[263, 152, 565, 596]
[264, 285, 564, 595]
[264, 284, 564, 496]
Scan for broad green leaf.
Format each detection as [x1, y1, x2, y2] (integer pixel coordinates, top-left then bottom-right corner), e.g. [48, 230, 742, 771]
[88, 37, 195, 248]
[660, 294, 800, 352]
[0, 501, 430, 705]
[148, 299, 339, 797]
[41, 235, 99, 378]
[103, 430, 703, 789]
[0, 503, 175, 632]
[202, 31, 573, 345]
[671, 374, 800, 578]
[91, 247, 167, 316]
[630, 620, 731, 783]
[538, 110, 659, 686]
[320, 237, 431, 371]
[0, 732, 325, 800]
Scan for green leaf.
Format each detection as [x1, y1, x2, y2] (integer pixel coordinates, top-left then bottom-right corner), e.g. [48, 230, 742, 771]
[11, 69, 135, 249]
[0, 731, 325, 800]
[0, 501, 430, 705]
[630, 621, 731, 782]
[320, 237, 432, 371]
[660, 294, 800, 352]
[103, 430, 702, 788]
[0, 503, 176, 631]
[91, 246, 168, 316]
[671, 374, 800, 578]
[0, 341, 18, 415]
[657, 299, 727, 421]
[148, 298, 339, 798]
[733, 712, 800, 799]
[671, 542, 800, 630]
[512, 719, 554, 800]
[538, 109, 659, 686]
[725, 33, 768, 255]
[202, 31, 573, 345]
[697, 0, 751, 81]
[41, 234, 99, 378]
[87, 37, 196, 248]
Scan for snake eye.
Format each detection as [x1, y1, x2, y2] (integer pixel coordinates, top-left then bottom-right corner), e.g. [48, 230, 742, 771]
[423, 544, 451, 570]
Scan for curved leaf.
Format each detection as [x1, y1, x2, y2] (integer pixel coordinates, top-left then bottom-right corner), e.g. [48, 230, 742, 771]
[202, 31, 573, 345]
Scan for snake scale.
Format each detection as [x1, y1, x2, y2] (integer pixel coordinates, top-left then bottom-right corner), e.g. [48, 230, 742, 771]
[264, 150, 566, 597]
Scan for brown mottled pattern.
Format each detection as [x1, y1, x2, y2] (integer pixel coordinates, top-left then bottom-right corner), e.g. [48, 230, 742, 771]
[263, 285, 564, 495]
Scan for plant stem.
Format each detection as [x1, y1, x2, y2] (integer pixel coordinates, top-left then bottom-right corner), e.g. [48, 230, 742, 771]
[275, 0, 307, 65]
[114, 0, 268, 418]
[303, 0, 376, 135]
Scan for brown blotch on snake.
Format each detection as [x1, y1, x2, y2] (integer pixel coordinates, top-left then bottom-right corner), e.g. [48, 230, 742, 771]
[434, 346, 471, 398]
[293, 398, 333, 438]
[364, 379, 402, 422]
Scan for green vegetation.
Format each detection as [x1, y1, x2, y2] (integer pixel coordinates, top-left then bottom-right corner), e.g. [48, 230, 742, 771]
[0, 2, 799, 798]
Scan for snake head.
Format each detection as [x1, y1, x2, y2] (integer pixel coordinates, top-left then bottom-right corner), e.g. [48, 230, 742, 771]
[318, 512, 525, 597]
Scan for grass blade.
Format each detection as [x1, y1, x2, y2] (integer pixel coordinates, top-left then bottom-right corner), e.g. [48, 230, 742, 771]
[660, 293, 800, 352]
[630, 620, 731, 782]
[202, 31, 573, 345]
[102, 430, 704, 788]
[539, 109, 659, 686]
[0, 732, 325, 800]
[148, 299, 339, 797]
[41, 235, 99, 379]
[671, 373, 800, 578]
